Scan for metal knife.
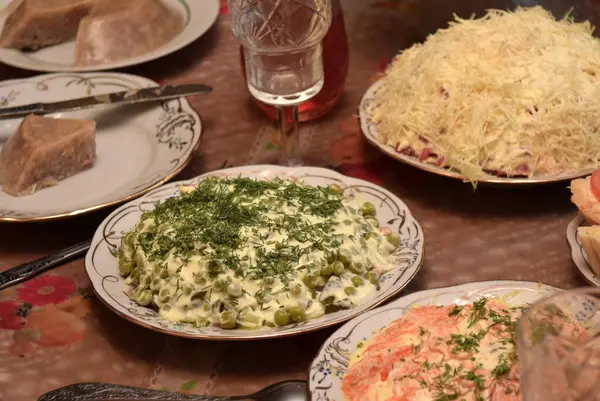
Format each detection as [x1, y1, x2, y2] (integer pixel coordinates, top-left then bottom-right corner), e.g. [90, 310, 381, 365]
[0, 239, 91, 291]
[0, 83, 212, 119]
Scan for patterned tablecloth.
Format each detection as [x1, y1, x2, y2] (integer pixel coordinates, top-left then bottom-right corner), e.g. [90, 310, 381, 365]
[0, 0, 594, 399]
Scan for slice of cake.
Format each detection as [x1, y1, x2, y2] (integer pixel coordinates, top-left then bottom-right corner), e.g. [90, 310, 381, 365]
[0, 0, 94, 50]
[74, 0, 183, 66]
[0, 115, 96, 196]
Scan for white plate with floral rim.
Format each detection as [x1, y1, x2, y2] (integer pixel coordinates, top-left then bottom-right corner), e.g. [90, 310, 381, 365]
[85, 165, 425, 340]
[0, 0, 219, 72]
[0, 72, 202, 222]
[309, 280, 559, 401]
[359, 80, 597, 186]
[566, 213, 600, 286]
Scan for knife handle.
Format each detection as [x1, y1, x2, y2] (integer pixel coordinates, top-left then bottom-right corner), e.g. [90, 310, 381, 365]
[0, 239, 91, 291]
[38, 383, 229, 401]
[0, 102, 44, 118]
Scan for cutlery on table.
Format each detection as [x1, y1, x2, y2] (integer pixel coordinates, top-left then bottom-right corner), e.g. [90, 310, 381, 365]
[0, 239, 91, 291]
[0, 83, 213, 119]
[38, 381, 307, 401]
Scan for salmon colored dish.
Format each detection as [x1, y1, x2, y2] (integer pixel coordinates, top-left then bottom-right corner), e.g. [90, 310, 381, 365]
[342, 299, 523, 401]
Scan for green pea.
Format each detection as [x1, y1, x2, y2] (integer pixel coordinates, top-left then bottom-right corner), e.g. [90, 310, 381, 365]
[291, 284, 303, 297]
[366, 271, 379, 285]
[303, 274, 319, 289]
[141, 274, 152, 287]
[352, 276, 364, 287]
[124, 232, 136, 247]
[151, 278, 162, 291]
[194, 274, 206, 285]
[274, 309, 291, 326]
[332, 261, 345, 276]
[288, 306, 306, 323]
[219, 310, 237, 329]
[320, 264, 334, 277]
[344, 286, 357, 296]
[159, 288, 171, 303]
[363, 232, 378, 241]
[348, 261, 366, 274]
[182, 284, 194, 296]
[118, 260, 133, 276]
[338, 248, 352, 266]
[360, 202, 376, 217]
[133, 251, 145, 268]
[129, 268, 140, 284]
[213, 279, 226, 291]
[136, 290, 152, 306]
[387, 233, 401, 248]
[367, 218, 379, 228]
[329, 184, 344, 196]
[195, 317, 210, 327]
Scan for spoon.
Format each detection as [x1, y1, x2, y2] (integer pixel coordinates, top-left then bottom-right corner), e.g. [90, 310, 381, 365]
[37, 380, 308, 401]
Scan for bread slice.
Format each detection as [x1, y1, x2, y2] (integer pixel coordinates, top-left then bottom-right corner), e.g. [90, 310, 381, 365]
[571, 177, 600, 225]
[0, 0, 94, 50]
[0, 115, 96, 196]
[74, 0, 183, 66]
[577, 226, 600, 276]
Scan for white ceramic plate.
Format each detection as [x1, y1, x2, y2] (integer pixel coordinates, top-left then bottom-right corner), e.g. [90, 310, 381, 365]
[360, 80, 597, 185]
[309, 280, 558, 401]
[566, 213, 600, 286]
[0, 72, 202, 222]
[86, 165, 425, 340]
[0, 0, 220, 72]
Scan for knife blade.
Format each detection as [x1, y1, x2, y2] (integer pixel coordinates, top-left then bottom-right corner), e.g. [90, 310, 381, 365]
[0, 83, 212, 119]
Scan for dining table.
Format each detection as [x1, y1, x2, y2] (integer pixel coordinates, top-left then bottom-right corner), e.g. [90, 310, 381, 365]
[0, 0, 593, 400]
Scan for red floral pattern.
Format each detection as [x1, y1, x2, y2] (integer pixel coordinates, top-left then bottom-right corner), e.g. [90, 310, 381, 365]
[0, 300, 25, 330]
[17, 275, 76, 306]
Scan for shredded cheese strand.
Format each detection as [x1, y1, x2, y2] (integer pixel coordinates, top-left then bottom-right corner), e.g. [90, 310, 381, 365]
[368, 7, 600, 182]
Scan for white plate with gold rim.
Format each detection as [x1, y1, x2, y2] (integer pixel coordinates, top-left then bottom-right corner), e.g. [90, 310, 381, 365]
[309, 280, 558, 401]
[85, 165, 425, 340]
[566, 213, 600, 286]
[0, 72, 202, 222]
[360, 80, 597, 185]
[0, 0, 220, 72]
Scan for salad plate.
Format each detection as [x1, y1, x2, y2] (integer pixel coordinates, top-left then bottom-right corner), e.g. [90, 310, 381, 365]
[0, 72, 202, 222]
[0, 0, 220, 72]
[566, 213, 600, 286]
[360, 80, 597, 185]
[85, 165, 425, 340]
[309, 280, 558, 401]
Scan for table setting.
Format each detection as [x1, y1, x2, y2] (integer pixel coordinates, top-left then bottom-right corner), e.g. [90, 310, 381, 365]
[2, 0, 600, 400]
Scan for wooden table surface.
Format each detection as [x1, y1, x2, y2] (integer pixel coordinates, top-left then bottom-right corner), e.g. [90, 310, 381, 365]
[0, 0, 595, 399]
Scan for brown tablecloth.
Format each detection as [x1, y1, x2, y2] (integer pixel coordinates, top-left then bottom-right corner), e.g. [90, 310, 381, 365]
[0, 1, 592, 400]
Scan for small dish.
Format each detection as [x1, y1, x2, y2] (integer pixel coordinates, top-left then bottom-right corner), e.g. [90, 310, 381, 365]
[309, 280, 558, 401]
[0, 72, 202, 222]
[85, 165, 425, 340]
[0, 0, 220, 72]
[566, 213, 600, 286]
[360, 80, 597, 185]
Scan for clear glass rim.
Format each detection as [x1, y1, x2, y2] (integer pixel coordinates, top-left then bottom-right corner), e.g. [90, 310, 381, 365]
[517, 287, 600, 349]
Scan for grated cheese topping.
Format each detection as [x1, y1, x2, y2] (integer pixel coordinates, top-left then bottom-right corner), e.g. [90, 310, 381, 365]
[368, 7, 600, 182]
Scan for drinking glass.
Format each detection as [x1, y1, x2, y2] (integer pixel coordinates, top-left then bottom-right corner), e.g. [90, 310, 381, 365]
[228, 0, 332, 166]
[517, 288, 600, 401]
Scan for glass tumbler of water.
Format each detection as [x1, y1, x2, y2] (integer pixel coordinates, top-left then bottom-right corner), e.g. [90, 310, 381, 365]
[517, 288, 600, 401]
[228, 0, 332, 166]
